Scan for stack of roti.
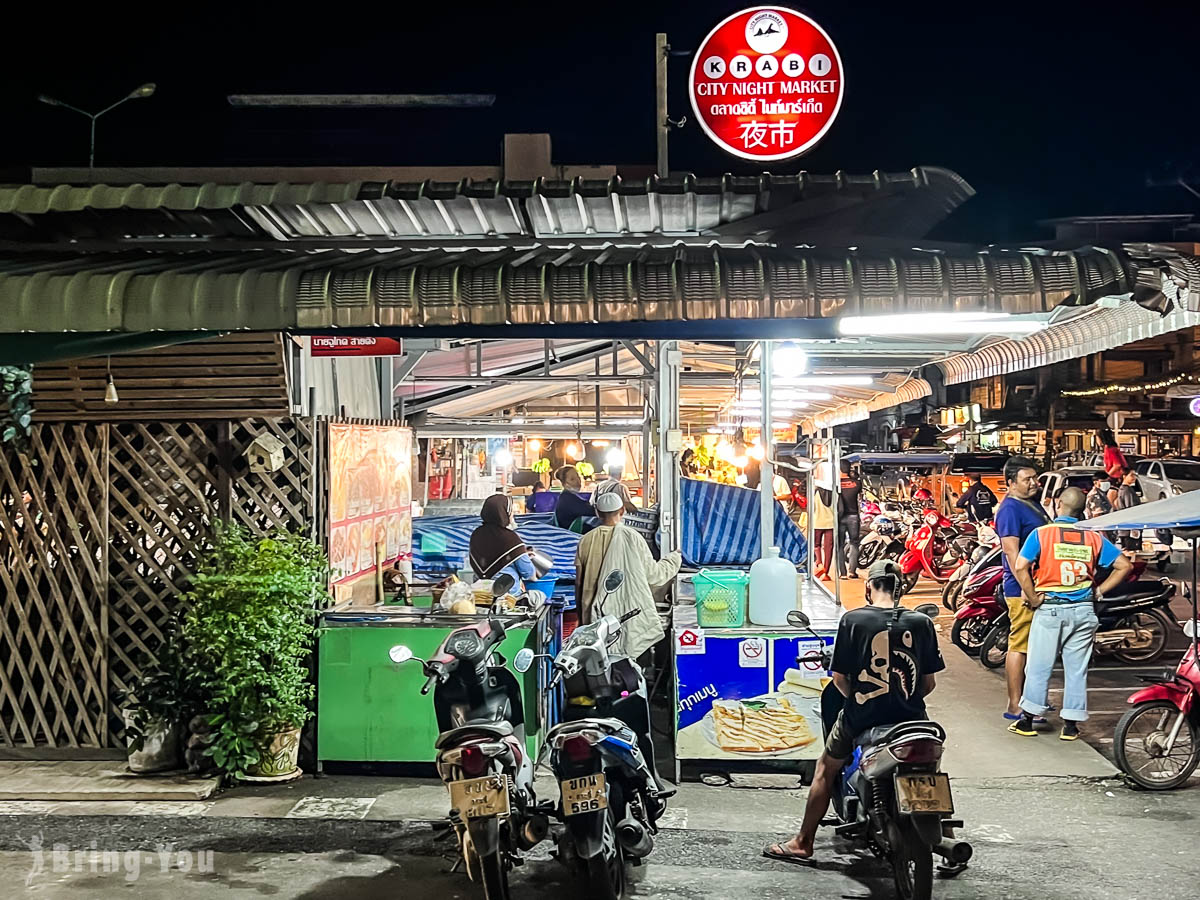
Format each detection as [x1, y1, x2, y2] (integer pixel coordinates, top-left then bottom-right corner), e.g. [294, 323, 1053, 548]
[712, 697, 817, 753]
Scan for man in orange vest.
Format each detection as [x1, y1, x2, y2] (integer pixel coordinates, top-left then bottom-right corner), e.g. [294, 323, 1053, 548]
[1009, 487, 1132, 740]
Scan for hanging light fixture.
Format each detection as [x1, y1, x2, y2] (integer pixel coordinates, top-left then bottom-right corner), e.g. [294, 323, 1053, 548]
[104, 357, 119, 404]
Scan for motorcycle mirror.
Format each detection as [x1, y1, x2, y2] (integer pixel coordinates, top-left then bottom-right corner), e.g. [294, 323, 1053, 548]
[513, 647, 535, 673]
[603, 570, 625, 593]
[914, 603, 941, 620]
[492, 573, 516, 597]
[388, 645, 414, 664]
[786, 610, 811, 628]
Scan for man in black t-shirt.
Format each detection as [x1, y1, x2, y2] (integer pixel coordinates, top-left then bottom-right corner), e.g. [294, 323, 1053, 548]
[955, 472, 997, 522]
[764, 560, 945, 863]
[835, 461, 863, 579]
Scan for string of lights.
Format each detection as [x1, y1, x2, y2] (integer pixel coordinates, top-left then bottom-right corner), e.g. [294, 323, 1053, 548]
[1061, 371, 1196, 398]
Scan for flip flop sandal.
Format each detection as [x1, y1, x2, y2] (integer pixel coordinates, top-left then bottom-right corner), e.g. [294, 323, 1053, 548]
[1003, 712, 1047, 724]
[762, 843, 817, 866]
[1007, 721, 1038, 737]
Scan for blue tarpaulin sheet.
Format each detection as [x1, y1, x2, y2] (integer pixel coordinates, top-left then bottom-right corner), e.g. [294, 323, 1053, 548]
[679, 478, 807, 568]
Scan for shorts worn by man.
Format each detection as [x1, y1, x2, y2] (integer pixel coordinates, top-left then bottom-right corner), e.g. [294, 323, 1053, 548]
[763, 560, 944, 863]
[1010, 487, 1131, 741]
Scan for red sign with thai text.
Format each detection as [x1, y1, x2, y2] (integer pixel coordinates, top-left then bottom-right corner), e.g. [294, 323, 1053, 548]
[688, 7, 844, 161]
[311, 336, 403, 357]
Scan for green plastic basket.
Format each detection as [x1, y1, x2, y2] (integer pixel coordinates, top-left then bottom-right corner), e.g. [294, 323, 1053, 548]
[693, 569, 749, 628]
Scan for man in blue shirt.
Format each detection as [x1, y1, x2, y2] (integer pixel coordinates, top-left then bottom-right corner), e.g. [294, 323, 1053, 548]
[1010, 488, 1132, 740]
[993, 457, 1049, 720]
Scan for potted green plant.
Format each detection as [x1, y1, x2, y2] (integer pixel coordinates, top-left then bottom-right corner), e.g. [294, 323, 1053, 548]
[123, 625, 194, 773]
[181, 523, 328, 780]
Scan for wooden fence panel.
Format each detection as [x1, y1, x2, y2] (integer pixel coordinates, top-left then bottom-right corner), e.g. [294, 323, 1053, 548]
[0, 417, 314, 750]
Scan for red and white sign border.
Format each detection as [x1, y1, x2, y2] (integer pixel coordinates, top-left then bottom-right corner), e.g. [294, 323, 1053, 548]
[688, 5, 846, 162]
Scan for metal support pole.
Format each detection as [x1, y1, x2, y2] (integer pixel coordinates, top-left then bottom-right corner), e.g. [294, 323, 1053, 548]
[655, 33, 669, 179]
[378, 357, 395, 420]
[805, 437, 815, 585]
[656, 341, 680, 553]
[759, 340, 774, 559]
[831, 434, 842, 608]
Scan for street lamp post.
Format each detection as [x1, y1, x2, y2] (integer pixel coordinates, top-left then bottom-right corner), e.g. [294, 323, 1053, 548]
[37, 83, 156, 171]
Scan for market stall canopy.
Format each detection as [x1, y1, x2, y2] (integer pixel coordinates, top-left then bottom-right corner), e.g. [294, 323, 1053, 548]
[1076, 492, 1200, 532]
[1, 242, 1193, 344]
[0, 168, 972, 244]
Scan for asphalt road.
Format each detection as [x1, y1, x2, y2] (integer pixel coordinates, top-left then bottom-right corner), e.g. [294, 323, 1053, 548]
[5, 778, 1200, 898]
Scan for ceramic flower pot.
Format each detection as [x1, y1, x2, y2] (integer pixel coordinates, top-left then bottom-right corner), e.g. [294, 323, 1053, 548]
[246, 726, 301, 778]
[124, 711, 182, 774]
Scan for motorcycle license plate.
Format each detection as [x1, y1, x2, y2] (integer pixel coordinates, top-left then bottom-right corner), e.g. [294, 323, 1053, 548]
[449, 775, 510, 820]
[894, 773, 954, 814]
[561, 773, 608, 817]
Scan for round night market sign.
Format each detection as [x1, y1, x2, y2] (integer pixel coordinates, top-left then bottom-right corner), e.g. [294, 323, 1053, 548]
[689, 7, 844, 161]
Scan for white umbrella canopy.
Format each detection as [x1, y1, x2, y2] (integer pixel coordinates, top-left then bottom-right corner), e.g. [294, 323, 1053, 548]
[1076, 491, 1200, 533]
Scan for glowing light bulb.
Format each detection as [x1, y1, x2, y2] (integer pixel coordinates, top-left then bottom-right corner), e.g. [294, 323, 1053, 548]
[527, 438, 542, 453]
[605, 447, 626, 468]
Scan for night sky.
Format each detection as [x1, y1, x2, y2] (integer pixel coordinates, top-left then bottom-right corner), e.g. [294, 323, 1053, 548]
[3, 1, 1198, 242]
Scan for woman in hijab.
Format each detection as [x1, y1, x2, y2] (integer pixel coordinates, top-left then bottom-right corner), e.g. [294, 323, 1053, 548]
[469, 494, 538, 585]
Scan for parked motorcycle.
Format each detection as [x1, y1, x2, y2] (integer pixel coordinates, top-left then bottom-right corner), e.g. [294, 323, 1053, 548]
[949, 550, 1005, 659]
[788, 608, 972, 900]
[1114, 604, 1200, 790]
[538, 570, 669, 900]
[941, 525, 999, 611]
[857, 515, 907, 569]
[898, 509, 970, 595]
[389, 574, 548, 899]
[976, 563, 1176, 670]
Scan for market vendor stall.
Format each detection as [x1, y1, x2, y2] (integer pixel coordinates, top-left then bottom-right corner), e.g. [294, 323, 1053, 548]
[315, 600, 558, 767]
[671, 577, 839, 778]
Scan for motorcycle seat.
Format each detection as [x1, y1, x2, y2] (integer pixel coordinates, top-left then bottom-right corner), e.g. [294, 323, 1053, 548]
[1099, 580, 1170, 603]
[434, 720, 513, 749]
[855, 719, 946, 749]
[547, 718, 630, 741]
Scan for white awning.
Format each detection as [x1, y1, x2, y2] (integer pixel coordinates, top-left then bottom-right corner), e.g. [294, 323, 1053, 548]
[936, 302, 1200, 385]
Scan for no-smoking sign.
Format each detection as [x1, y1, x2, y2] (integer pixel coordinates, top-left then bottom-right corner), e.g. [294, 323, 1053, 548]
[688, 6, 844, 162]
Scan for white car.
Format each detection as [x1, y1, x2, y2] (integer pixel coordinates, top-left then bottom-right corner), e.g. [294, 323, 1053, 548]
[1131, 458, 1200, 501]
[1037, 466, 1108, 516]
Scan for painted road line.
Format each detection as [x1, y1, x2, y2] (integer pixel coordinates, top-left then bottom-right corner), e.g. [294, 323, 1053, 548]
[1048, 686, 1144, 692]
[286, 797, 378, 820]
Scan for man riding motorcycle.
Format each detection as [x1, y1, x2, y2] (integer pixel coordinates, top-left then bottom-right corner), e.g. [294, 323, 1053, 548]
[764, 560, 945, 863]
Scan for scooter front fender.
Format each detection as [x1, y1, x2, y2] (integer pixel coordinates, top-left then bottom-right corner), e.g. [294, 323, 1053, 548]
[1128, 682, 1194, 715]
[898, 550, 922, 575]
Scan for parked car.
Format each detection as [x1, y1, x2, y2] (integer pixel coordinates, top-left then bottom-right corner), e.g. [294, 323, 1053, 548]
[1037, 466, 1107, 516]
[1081, 450, 1143, 471]
[1132, 458, 1200, 501]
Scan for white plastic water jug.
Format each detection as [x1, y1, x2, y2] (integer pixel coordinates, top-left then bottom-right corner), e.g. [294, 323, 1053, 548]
[748, 546, 798, 626]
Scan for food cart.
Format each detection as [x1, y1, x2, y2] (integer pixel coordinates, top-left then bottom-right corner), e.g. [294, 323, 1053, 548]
[671, 577, 839, 778]
[316, 599, 558, 767]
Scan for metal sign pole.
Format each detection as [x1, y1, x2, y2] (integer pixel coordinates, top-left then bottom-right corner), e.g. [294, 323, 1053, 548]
[759, 341, 775, 559]
[656, 33, 669, 178]
[831, 433, 842, 608]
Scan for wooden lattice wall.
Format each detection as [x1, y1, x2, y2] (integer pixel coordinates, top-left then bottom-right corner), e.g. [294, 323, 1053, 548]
[0, 417, 315, 750]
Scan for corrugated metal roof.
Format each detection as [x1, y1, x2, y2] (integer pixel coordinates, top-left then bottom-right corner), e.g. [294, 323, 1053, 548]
[800, 376, 932, 433]
[0, 168, 973, 241]
[936, 302, 1200, 384]
[0, 242, 1192, 336]
[0, 182, 362, 214]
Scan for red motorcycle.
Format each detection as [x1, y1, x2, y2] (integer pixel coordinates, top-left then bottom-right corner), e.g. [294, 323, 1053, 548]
[949, 547, 1005, 659]
[898, 508, 972, 595]
[1114, 604, 1200, 790]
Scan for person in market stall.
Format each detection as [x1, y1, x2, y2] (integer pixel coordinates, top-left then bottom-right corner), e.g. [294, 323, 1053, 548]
[811, 467, 836, 580]
[836, 460, 863, 579]
[552, 465, 593, 532]
[1085, 472, 1117, 544]
[469, 494, 539, 588]
[593, 477, 638, 515]
[994, 456, 1051, 722]
[1009, 487, 1132, 740]
[956, 472, 997, 522]
[763, 559, 943, 864]
[1097, 427, 1128, 478]
[574, 490, 681, 790]
[1115, 467, 1143, 551]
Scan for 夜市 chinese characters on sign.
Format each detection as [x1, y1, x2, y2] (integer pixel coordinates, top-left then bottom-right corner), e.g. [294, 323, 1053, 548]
[688, 7, 844, 162]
